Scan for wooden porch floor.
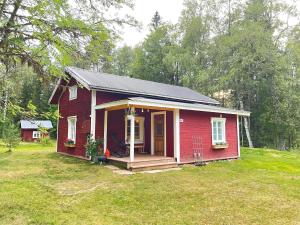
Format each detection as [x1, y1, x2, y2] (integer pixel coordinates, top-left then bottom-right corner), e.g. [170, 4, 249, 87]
[108, 154, 177, 171]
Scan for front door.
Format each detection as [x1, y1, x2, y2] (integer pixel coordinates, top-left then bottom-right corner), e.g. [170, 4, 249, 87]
[154, 114, 165, 156]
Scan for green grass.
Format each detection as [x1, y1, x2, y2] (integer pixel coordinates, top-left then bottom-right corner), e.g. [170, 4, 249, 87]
[0, 142, 300, 225]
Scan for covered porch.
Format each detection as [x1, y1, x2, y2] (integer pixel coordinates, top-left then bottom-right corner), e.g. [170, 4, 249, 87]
[92, 97, 181, 170]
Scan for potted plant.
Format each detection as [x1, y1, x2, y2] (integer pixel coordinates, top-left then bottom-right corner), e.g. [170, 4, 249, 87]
[85, 135, 105, 163]
[64, 139, 75, 148]
[212, 142, 228, 150]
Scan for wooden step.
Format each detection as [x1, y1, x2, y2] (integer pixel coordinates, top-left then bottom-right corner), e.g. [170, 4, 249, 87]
[130, 161, 178, 172]
[128, 158, 175, 167]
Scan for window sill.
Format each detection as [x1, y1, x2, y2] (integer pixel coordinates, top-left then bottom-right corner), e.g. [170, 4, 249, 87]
[212, 143, 228, 150]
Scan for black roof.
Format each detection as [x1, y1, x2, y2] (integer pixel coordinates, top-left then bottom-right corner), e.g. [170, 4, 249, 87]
[65, 67, 219, 105]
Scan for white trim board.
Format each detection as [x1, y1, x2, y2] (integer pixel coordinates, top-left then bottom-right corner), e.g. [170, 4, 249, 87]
[237, 115, 240, 158]
[211, 117, 227, 145]
[90, 90, 96, 139]
[151, 111, 167, 157]
[173, 109, 180, 163]
[95, 97, 250, 116]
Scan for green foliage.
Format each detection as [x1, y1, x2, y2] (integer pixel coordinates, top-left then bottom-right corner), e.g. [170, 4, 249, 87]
[132, 24, 178, 84]
[39, 136, 52, 147]
[0, 0, 136, 77]
[150, 11, 163, 30]
[109, 0, 300, 150]
[2, 123, 20, 151]
[85, 135, 104, 159]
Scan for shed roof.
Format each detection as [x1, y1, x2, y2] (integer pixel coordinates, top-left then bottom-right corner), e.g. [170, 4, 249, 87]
[20, 120, 53, 129]
[63, 67, 220, 105]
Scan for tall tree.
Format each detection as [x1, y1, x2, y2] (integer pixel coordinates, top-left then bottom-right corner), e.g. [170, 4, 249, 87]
[109, 45, 135, 76]
[0, 0, 136, 77]
[131, 24, 176, 84]
[150, 11, 162, 30]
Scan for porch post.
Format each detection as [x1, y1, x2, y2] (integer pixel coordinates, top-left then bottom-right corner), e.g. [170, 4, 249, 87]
[173, 109, 180, 163]
[103, 110, 108, 153]
[90, 90, 96, 140]
[129, 107, 135, 162]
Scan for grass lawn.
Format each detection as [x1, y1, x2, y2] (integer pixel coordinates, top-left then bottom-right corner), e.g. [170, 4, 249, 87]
[0, 142, 300, 225]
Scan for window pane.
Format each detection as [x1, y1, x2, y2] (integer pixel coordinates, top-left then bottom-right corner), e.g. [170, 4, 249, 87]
[212, 119, 226, 143]
[218, 131, 223, 141]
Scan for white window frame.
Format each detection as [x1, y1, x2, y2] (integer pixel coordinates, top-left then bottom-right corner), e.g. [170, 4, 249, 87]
[125, 116, 144, 143]
[67, 116, 77, 143]
[211, 117, 226, 145]
[32, 131, 41, 139]
[69, 85, 77, 100]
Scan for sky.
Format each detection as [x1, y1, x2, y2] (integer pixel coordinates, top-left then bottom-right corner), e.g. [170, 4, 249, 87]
[118, 0, 300, 47]
[118, 0, 184, 47]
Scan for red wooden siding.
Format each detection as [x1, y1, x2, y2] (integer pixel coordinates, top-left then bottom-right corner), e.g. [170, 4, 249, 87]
[179, 110, 238, 163]
[166, 111, 174, 157]
[21, 129, 35, 142]
[95, 91, 128, 142]
[57, 78, 91, 157]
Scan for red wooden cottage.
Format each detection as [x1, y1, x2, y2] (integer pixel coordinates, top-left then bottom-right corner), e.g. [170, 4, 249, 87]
[20, 120, 53, 142]
[49, 67, 250, 170]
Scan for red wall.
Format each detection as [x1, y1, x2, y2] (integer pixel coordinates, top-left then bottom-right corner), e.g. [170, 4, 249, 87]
[166, 111, 174, 157]
[179, 110, 238, 163]
[57, 79, 91, 157]
[94, 92, 127, 145]
[21, 129, 35, 142]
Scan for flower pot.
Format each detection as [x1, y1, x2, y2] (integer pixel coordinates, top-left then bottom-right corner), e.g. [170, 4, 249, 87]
[98, 155, 107, 164]
[64, 143, 76, 148]
[92, 155, 107, 164]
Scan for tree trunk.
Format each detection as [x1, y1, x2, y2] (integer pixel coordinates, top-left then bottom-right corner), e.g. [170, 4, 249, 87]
[3, 89, 8, 121]
[240, 100, 253, 148]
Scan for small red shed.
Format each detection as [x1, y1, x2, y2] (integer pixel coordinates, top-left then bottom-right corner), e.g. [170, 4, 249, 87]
[49, 67, 250, 170]
[20, 120, 53, 142]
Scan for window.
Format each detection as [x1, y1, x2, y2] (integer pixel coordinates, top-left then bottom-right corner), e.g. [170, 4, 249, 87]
[32, 131, 41, 139]
[211, 118, 226, 144]
[68, 116, 77, 143]
[125, 116, 144, 143]
[69, 86, 77, 100]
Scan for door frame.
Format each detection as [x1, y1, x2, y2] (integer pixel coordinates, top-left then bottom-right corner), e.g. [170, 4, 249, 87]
[151, 111, 167, 156]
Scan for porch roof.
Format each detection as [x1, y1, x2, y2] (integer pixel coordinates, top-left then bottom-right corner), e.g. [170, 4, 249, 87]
[95, 97, 250, 116]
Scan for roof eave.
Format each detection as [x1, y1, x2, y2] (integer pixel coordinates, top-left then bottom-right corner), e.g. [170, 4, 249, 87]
[65, 67, 91, 90]
[95, 98, 250, 116]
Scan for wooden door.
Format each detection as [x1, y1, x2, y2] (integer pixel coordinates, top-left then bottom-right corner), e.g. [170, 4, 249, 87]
[154, 114, 165, 156]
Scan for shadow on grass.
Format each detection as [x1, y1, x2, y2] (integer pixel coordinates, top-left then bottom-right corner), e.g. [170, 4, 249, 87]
[0, 150, 13, 156]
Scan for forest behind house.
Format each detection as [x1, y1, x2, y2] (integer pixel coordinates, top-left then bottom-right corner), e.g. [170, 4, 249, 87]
[0, 0, 299, 150]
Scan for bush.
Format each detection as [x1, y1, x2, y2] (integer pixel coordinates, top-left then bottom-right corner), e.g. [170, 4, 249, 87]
[40, 136, 52, 146]
[85, 135, 103, 159]
[3, 123, 20, 151]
